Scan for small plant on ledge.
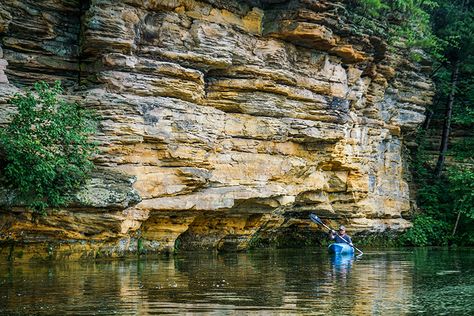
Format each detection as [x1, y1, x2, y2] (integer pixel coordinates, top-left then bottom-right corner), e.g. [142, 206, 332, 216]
[0, 81, 97, 214]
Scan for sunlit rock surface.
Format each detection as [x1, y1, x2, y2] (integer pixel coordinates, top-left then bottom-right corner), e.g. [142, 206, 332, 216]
[0, 0, 433, 260]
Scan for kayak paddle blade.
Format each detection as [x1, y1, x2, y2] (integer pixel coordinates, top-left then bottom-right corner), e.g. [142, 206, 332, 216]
[309, 213, 323, 225]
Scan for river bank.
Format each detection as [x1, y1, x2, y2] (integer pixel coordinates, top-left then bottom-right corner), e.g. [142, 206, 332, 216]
[0, 229, 440, 264]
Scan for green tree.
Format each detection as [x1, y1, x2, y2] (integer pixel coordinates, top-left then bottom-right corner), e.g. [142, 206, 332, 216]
[352, 0, 441, 52]
[432, 0, 474, 176]
[406, 0, 474, 245]
[0, 81, 97, 213]
[353, 0, 474, 245]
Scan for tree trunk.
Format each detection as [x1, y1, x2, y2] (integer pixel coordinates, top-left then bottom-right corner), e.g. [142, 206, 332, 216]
[452, 210, 462, 237]
[422, 109, 433, 131]
[434, 60, 460, 177]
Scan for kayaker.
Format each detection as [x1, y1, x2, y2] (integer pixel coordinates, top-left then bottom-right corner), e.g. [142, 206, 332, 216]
[329, 225, 353, 245]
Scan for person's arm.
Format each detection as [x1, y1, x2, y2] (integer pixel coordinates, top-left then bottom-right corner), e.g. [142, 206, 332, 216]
[329, 230, 336, 240]
[345, 235, 353, 246]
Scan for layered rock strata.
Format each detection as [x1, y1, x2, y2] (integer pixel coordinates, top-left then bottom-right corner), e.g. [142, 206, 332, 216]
[0, 0, 434, 260]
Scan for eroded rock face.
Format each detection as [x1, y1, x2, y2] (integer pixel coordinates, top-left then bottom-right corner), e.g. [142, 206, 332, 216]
[0, 0, 433, 260]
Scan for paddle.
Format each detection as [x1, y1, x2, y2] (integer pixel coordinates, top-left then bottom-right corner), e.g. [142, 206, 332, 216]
[309, 213, 363, 255]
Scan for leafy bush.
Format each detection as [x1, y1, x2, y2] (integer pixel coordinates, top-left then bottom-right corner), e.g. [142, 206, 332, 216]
[401, 215, 450, 246]
[404, 128, 474, 246]
[448, 168, 474, 221]
[0, 81, 97, 213]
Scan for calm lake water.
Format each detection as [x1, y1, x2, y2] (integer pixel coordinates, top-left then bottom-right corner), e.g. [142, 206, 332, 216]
[1, 248, 473, 315]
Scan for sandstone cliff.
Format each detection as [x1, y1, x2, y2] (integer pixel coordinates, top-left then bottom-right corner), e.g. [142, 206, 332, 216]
[0, 0, 433, 260]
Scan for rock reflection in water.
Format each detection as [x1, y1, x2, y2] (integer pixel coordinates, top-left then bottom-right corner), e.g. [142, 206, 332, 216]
[1, 248, 471, 315]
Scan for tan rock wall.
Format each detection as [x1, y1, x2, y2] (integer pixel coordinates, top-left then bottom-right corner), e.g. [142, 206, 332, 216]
[0, 0, 433, 259]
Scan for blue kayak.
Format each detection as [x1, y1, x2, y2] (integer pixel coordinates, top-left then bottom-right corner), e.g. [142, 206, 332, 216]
[328, 243, 354, 254]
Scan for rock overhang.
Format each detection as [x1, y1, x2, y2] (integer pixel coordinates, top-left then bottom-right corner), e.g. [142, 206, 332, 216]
[0, 0, 433, 260]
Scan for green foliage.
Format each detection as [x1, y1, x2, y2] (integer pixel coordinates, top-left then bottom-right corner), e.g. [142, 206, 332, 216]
[0, 81, 97, 213]
[400, 215, 450, 246]
[354, 232, 402, 247]
[382, 0, 474, 247]
[431, 0, 474, 60]
[353, 0, 443, 55]
[403, 126, 474, 246]
[448, 168, 474, 220]
[453, 106, 474, 125]
[350, 0, 474, 246]
[137, 238, 146, 255]
[357, 0, 389, 16]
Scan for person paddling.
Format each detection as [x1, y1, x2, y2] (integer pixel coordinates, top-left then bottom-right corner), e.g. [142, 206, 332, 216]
[310, 213, 363, 254]
[329, 225, 353, 246]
